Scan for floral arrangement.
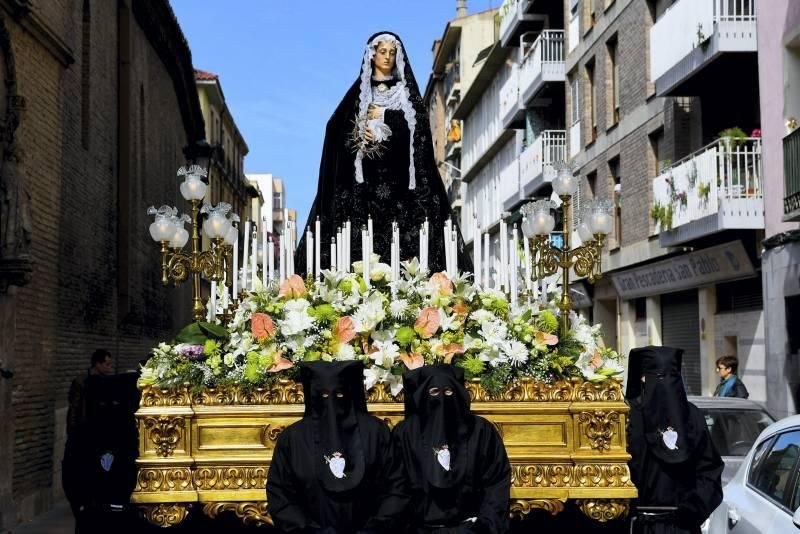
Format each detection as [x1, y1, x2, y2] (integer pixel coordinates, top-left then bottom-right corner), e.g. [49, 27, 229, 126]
[139, 259, 624, 397]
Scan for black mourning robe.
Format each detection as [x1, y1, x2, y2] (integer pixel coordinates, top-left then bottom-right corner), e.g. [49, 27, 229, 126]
[296, 31, 472, 275]
[267, 361, 409, 533]
[626, 347, 724, 534]
[394, 365, 511, 533]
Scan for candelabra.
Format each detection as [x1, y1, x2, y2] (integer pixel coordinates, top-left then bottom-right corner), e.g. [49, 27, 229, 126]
[147, 165, 239, 321]
[520, 166, 613, 337]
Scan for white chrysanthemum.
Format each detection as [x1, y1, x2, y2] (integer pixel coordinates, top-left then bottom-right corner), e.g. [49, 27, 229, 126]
[335, 343, 356, 361]
[389, 299, 409, 319]
[504, 340, 529, 366]
[279, 310, 316, 337]
[370, 340, 400, 368]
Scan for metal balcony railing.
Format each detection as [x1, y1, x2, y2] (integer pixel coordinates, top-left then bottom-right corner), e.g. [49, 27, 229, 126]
[784, 128, 800, 216]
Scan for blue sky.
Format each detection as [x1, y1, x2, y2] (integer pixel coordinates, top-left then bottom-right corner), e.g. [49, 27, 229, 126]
[171, 0, 500, 231]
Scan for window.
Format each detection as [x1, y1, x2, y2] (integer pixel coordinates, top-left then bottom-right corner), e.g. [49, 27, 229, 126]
[749, 430, 800, 509]
[634, 297, 646, 320]
[570, 76, 580, 126]
[649, 129, 664, 176]
[273, 192, 282, 210]
[609, 157, 621, 247]
[607, 36, 620, 126]
[704, 409, 774, 457]
[585, 60, 597, 144]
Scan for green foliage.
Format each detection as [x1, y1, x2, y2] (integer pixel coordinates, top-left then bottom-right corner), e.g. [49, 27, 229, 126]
[310, 304, 338, 324]
[457, 355, 486, 379]
[698, 182, 711, 201]
[395, 326, 417, 348]
[480, 365, 511, 397]
[650, 201, 673, 230]
[719, 127, 747, 148]
[536, 311, 559, 334]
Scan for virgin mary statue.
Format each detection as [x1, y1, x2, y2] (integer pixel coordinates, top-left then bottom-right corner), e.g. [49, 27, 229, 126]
[296, 31, 472, 275]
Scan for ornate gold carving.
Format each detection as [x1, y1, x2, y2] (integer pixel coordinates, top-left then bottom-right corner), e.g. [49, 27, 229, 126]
[576, 499, 629, 522]
[261, 424, 286, 446]
[139, 385, 191, 407]
[141, 503, 190, 527]
[512, 464, 573, 488]
[193, 467, 268, 491]
[579, 411, 620, 451]
[509, 498, 566, 518]
[574, 379, 624, 402]
[136, 468, 193, 492]
[193, 380, 304, 405]
[144, 416, 185, 457]
[465, 378, 575, 402]
[366, 383, 402, 403]
[203, 501, 272, 527]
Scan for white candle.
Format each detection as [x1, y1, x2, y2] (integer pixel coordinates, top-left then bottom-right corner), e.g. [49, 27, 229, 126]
[279, 233, 285, 282]
[315, 217, 321, 280]
[222, 268, 228, 309]
[268, 238, 275, 282]
[242, 220, 250, 293]
[330, 237, 337, 271]
[500, 221, 508, 291]
[483, 233, 490, 289]
[511, 225, 519, 307]
[523, 233, 532, 295]
[250, 231, 258, 291]
[209, 281, 216, 322]
[232, 227, 239, 297]
[345, 220, 351, 272]
[451, 228, 458, 278]
[473, 213, 482, 287]
[367, 215, 373, 262]
[306, 227, 313, 277]
[362, 227, 371, 289]
[262, 217, 268, 274]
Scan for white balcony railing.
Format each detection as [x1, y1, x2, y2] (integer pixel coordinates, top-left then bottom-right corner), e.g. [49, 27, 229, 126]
[499, 155, 520, 208]
[650, 0, 756, 82]
[652, 137, 763, 239]
[568, 12, 579, 54]
[519, 30, 565, 102]
[569, 121, 581, 159]
[520, 130, 566, 194]
[499, 0, 521, 44]
[499, 66, 520, 127]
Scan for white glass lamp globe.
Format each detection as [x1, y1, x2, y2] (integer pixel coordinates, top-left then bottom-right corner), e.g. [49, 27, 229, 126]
[223, 225, 238, 246]
[179, 176, 207, 201]
[203, 213, 230, 239]
[170, 227, 190, 248]
[578, 222, 594, 243]
[149, 218, 176, 242]
[552, 168, 578, 197]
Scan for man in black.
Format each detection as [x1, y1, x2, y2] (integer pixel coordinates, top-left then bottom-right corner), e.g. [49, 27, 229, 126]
[267, 360, 409, 533]
[393, 365, 510, 533]
[627, 346, 724, 534]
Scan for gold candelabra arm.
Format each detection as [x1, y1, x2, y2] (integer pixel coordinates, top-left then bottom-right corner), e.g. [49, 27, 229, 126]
[531, 236, 561, 279]
[165, 249, 193, 286]
[160, 241, 170, 286]
[567, 242, 602, 283]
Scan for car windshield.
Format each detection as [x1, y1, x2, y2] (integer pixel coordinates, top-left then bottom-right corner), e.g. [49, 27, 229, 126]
[703, 408, 775, 457]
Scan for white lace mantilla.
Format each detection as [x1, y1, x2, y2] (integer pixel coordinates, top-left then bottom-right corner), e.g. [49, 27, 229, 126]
[355, 33, 417, 189]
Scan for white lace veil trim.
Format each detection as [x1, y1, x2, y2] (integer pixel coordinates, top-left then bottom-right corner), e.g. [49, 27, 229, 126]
[354, 33, 417, 190]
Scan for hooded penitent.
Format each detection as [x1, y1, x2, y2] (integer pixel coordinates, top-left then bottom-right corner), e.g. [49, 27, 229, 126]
[394, 365, 511, 533]
[267, 360, 410, 532]
[295, 31, 472, 275]
[626, 346, 723, 534]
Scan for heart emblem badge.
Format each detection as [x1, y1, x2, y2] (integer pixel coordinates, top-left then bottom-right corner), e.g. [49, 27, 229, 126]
[325, 452, 346, 479]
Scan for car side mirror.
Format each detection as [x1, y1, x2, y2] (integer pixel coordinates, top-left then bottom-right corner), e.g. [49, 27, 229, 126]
[793, 506, 800, 529]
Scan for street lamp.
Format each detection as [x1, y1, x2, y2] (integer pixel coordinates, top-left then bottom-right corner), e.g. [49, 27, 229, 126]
[520, 164, 612, 337]
[147, 165, 238, 322]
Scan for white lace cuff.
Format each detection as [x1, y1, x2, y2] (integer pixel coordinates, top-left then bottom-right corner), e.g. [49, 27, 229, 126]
[367, 118, 392, 143]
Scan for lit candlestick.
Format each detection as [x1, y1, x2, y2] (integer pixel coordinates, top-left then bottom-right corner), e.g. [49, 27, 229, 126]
[330, 237, 337, 271]
[232, 227, 239, 297]
[315, 217, 321, 280]
[242, 220, 250, 293]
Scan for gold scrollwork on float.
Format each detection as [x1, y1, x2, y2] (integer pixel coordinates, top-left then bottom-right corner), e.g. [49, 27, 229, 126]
[366, 383, 401, 403]
[261, 424, 286, 446]
[466, 378, 574, 402]
[135, 467, 193, 492]
[203, 501, 272, 527]
[579, 411, 620, 451]
[511, 464, 573, 488]
[139, 385, 192, 407]
[574, 464, 633, 488]
[193, 380, 305, 405]
[193, 467, 268, 491]
[509, 498, 566, 518]
[144, 415, 185, 457]
[140, 503, 191, 527]
[576, 499, 629, 522]
[574, 379, 624, 402]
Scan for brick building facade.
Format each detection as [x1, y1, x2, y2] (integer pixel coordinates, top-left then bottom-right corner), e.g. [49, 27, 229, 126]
[0, 0, 205, 528]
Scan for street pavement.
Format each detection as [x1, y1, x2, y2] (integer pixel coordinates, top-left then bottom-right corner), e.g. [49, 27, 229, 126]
[4, 502, 73, 534]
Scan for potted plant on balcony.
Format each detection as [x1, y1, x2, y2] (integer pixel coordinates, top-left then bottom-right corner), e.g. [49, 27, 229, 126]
[719, 127, 747, 150]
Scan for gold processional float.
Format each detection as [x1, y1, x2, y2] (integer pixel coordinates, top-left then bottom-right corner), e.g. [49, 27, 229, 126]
[134, 165, 636, 528]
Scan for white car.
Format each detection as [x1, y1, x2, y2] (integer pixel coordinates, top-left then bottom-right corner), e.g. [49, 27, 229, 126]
[709, 414, 800, 534]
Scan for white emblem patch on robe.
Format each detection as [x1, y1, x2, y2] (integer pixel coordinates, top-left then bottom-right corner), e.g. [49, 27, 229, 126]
[434, 445, 451, 471]
[661, 427, 679, 450]
[325, 452, 346, 479]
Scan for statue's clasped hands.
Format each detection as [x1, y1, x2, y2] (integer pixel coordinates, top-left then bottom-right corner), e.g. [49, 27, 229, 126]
[364, 104, 385, 143]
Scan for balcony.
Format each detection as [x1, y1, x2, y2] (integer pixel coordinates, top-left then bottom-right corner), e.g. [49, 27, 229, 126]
[444, 62, 461, 107]
[500, 66, 525, 130]
[519, 30, 565, 104]
[503, 130, 566, 211]
[448, 179, 463, 210]
[650, 0, 757, 96]
[499, 0, 546, 48]
[784, 128, 800, 221]
[652, 137, 764, 247]
[569, 121, 581, 159]
[499, 153, 521, 210]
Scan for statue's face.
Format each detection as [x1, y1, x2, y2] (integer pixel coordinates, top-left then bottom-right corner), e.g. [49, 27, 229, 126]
[373, 41, 397, 77]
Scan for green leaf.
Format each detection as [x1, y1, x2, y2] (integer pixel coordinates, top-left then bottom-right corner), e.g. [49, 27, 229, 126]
[199, 321, 230, 341]
[174, 322, 206, 344]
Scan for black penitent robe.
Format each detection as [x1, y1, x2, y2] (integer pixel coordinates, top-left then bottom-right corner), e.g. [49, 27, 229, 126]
[267, 361, 409, 533]
[296, 31, 472, 275]
[626, 346, 724, 534]
[628, 400, 724, 534]
[394, 416, 510, 534]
